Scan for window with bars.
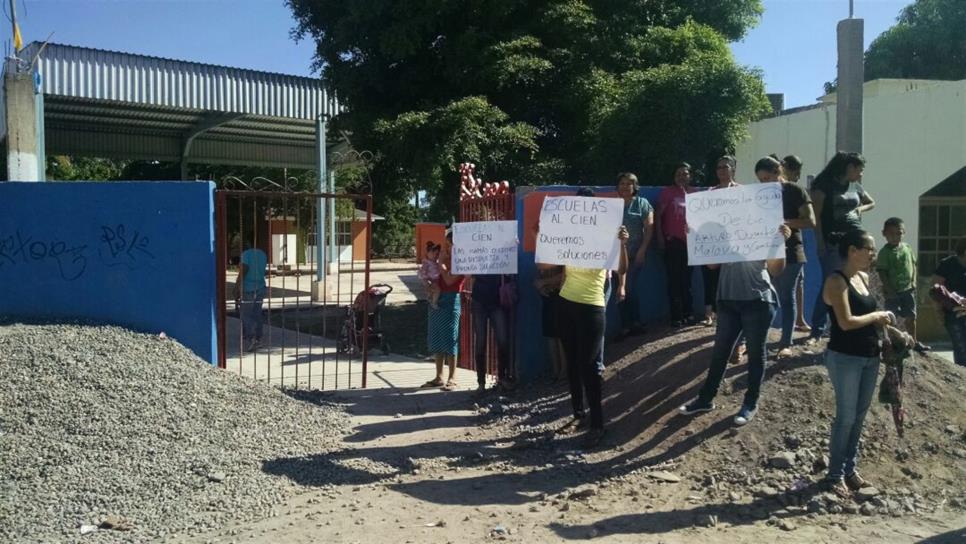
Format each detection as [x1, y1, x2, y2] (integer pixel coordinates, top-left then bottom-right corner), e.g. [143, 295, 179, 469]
[919, 199, 966, 277]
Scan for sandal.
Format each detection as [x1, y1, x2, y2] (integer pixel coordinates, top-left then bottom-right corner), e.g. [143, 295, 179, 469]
[795, 324, 812, 333]
[845, 473, 867, 491]
[442, 380, 459, 391]
[825, 479, 852, 500]
[421, 378, 444, 388]
[730, 342, 747, 363]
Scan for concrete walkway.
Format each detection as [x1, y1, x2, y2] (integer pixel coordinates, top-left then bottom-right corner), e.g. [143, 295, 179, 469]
[224, 316, 477, 391]
[225, 260, 425, 311]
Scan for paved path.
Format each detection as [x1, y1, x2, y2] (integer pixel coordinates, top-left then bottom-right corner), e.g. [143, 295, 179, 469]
[224, 316, 477, 391]
[225, 260, 425, 311]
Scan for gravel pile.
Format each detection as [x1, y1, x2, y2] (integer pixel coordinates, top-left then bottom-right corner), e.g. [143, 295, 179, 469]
[0, 323, 349, 543]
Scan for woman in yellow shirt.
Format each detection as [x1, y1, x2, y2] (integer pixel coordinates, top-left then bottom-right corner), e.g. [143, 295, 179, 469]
[538, 188, 628, 448]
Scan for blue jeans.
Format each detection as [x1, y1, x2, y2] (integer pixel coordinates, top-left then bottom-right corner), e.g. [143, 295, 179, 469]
[945, 312, 966, 366]
[698, 299, 778, 409]
[240, 287, 265, 342]
[776, 262, 805, 347]
[824, 350, 879, 480]
[619, 261, 642, 330]
[473, 303, 511, 385]
[809, 244, 843, 339]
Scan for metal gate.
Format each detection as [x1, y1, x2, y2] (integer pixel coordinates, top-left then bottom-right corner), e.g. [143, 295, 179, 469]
[215, 184, 375, 389]
[458, 192, 516, 377]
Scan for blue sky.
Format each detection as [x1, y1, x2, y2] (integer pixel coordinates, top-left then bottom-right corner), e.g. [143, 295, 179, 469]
[9, 0, 908, 109]
[731, 0, 909, 107]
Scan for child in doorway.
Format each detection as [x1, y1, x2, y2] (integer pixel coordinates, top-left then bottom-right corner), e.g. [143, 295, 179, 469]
[419, 241, 442, 309]
[876, 217, 931, 353]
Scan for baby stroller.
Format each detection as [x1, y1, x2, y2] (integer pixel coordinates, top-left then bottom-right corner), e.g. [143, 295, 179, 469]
[337, 284, 393, 355]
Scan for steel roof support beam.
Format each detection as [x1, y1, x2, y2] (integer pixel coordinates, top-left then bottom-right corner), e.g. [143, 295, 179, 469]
[180, 112, 245, 180]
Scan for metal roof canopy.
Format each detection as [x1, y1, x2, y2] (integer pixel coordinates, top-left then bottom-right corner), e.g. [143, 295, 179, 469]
[10, 42, 341, 176]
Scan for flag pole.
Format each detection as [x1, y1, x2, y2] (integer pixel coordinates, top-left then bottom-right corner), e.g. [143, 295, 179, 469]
[10, 0, 23, 53]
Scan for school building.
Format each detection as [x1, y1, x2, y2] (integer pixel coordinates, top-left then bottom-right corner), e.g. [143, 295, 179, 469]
[735, 78, 966, 341]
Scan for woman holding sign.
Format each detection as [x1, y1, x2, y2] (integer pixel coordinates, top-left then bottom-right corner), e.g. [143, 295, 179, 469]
[422, 231, 464, 391]
[680, 225, 791, 426]
[537, 188, 629, 448]
[469, 273, 513, 392]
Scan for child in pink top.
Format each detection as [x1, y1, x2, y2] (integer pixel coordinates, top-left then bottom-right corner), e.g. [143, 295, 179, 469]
[419, 242, 442, 308]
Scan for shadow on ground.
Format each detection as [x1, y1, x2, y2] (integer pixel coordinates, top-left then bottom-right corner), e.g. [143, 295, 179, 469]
[265, 325, 824, 505]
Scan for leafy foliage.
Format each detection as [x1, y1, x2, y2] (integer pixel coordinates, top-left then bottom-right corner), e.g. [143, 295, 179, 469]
[287, 0, 768, 254]
[865, 0, 966, 81]
[47, 156, 124, 181]
[825, 0, 966, 94]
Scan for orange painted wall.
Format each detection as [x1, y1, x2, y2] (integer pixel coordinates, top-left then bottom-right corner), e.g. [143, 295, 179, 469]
[414, 223, 447, 264]
[351, 220, 368, 261]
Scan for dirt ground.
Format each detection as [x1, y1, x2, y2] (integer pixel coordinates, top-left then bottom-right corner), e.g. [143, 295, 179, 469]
[180, 325, 966, 544]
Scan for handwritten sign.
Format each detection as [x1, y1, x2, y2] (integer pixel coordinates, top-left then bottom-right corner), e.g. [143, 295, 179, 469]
[535, 197, 624, 270]
[686, 184, 784, 265]
[452, 220, 518, 275]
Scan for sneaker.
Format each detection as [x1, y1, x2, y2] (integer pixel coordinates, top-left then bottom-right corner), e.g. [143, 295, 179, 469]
[733, 404, 757, 426]
[679, 399, 715, 415]
[913, 342, 931, 354]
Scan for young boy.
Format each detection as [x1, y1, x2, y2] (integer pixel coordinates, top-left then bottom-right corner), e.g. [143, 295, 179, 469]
[877, 217, 930, 353]
[418, 241, 442, 309]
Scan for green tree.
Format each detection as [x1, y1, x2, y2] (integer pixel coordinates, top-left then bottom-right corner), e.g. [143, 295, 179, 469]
[47, 156, 125, 180]
[825, 0, 966, 94]
[288, 0, 769, 217]
[865, 0, 966, 81]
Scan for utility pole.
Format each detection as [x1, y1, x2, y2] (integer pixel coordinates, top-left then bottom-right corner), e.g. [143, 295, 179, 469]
[836, 1, 863, 152]
[4, 0, 43, 181]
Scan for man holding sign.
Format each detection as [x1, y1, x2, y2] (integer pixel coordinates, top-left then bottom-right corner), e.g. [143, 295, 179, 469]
[679, 176, 791, 427]
[536, 189, 628, 448]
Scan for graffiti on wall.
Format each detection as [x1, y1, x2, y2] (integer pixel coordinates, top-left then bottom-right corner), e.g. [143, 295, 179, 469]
[0, 224, 156, 281]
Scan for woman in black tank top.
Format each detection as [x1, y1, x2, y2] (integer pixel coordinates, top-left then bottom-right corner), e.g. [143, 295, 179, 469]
[827, 270, 880, 357]
[821, 230, 893, 499]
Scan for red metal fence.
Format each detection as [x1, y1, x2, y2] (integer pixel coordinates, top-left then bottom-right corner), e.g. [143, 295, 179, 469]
[215, 188, 374, 390]
[457, 193, 516, 379]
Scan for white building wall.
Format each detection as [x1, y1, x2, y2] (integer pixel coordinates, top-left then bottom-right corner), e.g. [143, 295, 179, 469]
[736, 79, 966, 253]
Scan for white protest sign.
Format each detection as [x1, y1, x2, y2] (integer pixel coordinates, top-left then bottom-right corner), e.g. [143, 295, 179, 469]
[452, 220, 519, 275]
[686, 183, 785, 265]
[535, 196, 624, 270]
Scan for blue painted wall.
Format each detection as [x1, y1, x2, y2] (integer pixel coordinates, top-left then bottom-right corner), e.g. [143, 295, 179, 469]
[513, 185, 822, 383]
[0, 182, 218, 363]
